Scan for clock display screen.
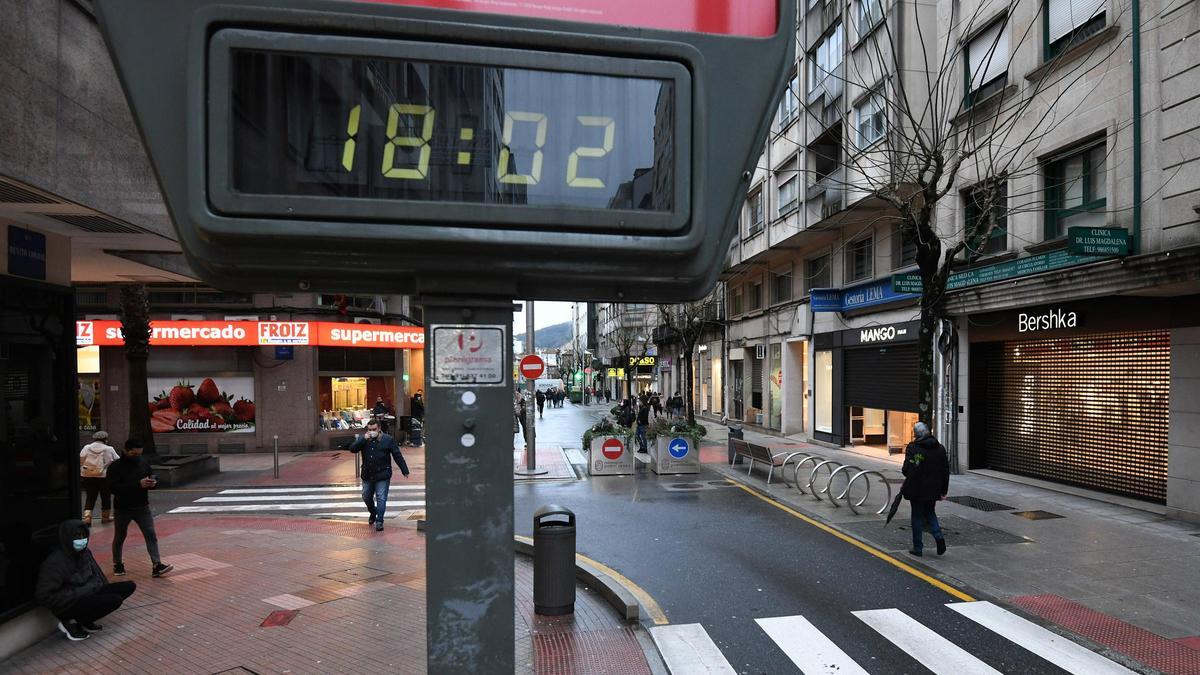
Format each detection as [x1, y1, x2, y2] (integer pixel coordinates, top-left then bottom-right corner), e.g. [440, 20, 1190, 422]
[228, 48, 676, 212]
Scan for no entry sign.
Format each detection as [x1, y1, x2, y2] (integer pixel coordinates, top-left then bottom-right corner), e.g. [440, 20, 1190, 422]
[601, 438, 624, 460]
[519, 354, 546, 380]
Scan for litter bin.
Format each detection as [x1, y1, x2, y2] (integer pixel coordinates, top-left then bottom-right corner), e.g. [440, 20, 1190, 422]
[727, 425, 744, 465]
[533, 505, 576, 616]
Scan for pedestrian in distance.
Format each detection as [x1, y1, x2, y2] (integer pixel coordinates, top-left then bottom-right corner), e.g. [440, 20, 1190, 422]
[636, 401, 651, 453]
[514, 390, 528, 442]
[108, 439, 173, 578]
[535, 389, 546, 418]
[79, 430, 119, 524]
[410, 389, 425, 421]
[651, 393, 662, 419]
[349, 419, 411, 531]
[36, 519, 137, 641]
[902, 422, 950, 557]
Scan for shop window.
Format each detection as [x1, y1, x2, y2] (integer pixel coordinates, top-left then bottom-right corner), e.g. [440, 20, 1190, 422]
[778, 72, 800, 127]
[845, 236, 874, 283]
[964, 181, 1009, 256]
[815, 350, 834, 433]
[894, 224, 918, 268]
[318, 346, 397, 372]
[1044, 141, 1106, 238]
[858, 0, 885, 37]
[965, 19, 1010, 107]
[807, 254, 832, 292]
[748, 280, 764, 311]
[769, 343, 783, 429]
[747, 191, 764, 236]
[1046, 0, 1106, 60]
[319, 376, 397, 430]
[771, 268, 793, 305]
[854, 91, 886, 149]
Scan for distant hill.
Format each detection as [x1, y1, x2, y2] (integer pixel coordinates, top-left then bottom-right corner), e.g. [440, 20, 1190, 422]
[515, 321, 573, 351]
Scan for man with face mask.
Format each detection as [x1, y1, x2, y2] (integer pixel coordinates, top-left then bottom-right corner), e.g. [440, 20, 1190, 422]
[36, 520, 136, 641]
[349, 419, 411, 531]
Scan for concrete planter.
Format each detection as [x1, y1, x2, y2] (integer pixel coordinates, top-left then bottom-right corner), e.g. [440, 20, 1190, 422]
[651, 436, 700, 475]
[588, 435, 635, 476]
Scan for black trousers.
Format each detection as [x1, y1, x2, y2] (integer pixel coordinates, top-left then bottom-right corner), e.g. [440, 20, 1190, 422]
[59, 581, 136, 624]
[82, 477, 111, 511]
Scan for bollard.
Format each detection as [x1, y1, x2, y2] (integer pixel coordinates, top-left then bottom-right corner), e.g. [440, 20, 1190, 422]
[532, 505, 576, 616]
[273, 434, 279, 478]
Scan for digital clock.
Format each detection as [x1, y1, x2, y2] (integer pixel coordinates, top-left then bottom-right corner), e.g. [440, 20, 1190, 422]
[209, 30, 691, 232]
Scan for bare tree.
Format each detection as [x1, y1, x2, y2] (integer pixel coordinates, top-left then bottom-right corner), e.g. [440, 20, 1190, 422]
[603, 305, 651, 400]
[120, 285, 157, 455]
[657, 292, 724, 425]
[792, 0, 1142, 424]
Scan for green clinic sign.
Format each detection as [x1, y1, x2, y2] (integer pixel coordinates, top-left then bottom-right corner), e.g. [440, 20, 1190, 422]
[1068, 227, 1130, 256]
[891, 273, 923, 294]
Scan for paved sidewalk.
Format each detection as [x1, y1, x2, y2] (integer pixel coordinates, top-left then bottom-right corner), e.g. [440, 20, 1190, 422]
[3, 514, 651, 674]
[701, 420, 1200, 673]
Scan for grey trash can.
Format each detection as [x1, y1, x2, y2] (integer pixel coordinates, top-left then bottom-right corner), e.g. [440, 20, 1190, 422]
[533, 505, 576, 616]
[728, 426, 744, 465]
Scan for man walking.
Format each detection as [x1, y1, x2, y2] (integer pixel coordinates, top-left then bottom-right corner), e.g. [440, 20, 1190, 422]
[36, 520, 137, 641]
[902, 422, 950, 557]
[108, 439, 172, 578]
[636, 401, 651, 453]
[349, 419, 410, 531]
[535, 389, 546, 418]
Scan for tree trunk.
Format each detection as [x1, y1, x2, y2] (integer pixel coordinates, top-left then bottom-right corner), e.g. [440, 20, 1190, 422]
[120, 285, 157, 455]
[916, 295, 938, 429]
[684, 348, 695, 426]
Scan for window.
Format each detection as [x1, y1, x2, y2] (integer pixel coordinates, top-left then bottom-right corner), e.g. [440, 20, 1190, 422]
[858, 0, 884, 37]
[729, 286, 744, 316]
[1045, 141, 1107, 237]
[779, 72, 800, 127]
[777, 173, 800, 214]
[1046, 0, 1106, 59]
[964, 181, 1009, 256]
[749, 280, 764, 311]
[810, 125, 842, 183]
[965, 20, 1010, 106]
[747, 191, 764, 235]
[854, 92, 886, 148]
[893, 224, 918, 268]
[845, 236, 873, 283]
[808, 24, 844, 93]
[807, 254, 832, 291]
[771, 268, 793, 305]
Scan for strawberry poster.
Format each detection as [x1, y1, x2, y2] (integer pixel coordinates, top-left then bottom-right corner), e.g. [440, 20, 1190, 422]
[146, 376, 256, 433]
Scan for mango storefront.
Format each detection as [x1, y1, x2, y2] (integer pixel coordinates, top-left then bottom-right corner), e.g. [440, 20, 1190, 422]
[75, 319, 423, 453]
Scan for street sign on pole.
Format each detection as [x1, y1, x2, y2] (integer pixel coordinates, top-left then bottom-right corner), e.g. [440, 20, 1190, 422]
[519, 354, 546, 380]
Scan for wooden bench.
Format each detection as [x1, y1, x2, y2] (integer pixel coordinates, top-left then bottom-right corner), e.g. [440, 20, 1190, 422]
[731, 439, 790, 484]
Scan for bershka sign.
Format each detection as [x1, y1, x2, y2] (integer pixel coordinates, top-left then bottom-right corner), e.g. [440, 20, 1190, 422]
[77, 320, 424, 348]
[1018, 308, 1080, 333]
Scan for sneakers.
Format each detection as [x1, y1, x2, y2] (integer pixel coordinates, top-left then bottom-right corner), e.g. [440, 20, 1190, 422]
[112, 563, 126, 576]
[80, 621, 103, 631]
[57, 621, 90, 641]
[152, 563, 174, 577]
[908, 549, 923, 557]
[936, 538, 947, 556]
[368, 512, 377, 525]
[374, 521, 384, 532]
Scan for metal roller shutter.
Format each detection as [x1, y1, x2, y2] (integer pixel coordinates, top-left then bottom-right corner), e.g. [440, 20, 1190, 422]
[979, 330, 1170, 503]
[844, 345, 920, 411]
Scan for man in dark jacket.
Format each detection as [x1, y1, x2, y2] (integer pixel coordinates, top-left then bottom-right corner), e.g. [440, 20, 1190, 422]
[36, 520, 136, 641]
[349, 419, 410, 531]
[636, 402, 651, 452]
[107, 439, 172, 577]
[535, 389, 546, 418]
[901, 422, 950, 557]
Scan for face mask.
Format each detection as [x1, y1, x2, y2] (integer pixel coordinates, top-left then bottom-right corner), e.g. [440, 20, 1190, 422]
[72, 538, 88, 552]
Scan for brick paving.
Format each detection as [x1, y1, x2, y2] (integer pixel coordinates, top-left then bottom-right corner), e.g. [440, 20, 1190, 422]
[5, 513, 649, 674]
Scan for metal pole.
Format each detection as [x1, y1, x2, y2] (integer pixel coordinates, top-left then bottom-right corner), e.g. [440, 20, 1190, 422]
[272, 434, 279, 479]
[516, 301, 547, 476]
[354, 442, 361, 480]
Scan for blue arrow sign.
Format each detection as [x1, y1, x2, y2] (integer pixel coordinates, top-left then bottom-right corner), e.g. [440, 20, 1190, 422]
[668, 438, 690, 459]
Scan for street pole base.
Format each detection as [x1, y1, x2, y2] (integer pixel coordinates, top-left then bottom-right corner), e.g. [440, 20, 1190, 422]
[514, 468, 550, 476]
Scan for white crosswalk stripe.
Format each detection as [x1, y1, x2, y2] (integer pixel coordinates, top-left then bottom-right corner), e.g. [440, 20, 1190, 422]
[660, 603, 1137, 675]
[167, 485, 425, 518]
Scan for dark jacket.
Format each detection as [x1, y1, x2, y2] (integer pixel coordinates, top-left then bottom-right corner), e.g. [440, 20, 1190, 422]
[410, 395, 425, 420]
[108, 455, 154, 510]
[35, 520, 107, 616]
[372, 401, 391, 416]
[637, 406, 650, 425]
[901, 434, 950, 502]
[350, 432, 410, 482]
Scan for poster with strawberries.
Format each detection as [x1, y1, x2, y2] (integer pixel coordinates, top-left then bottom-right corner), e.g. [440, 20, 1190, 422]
[146, 377, 255, 433]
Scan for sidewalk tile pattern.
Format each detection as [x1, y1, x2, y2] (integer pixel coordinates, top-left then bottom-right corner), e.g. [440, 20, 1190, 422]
[1012, 594, 1200, 675]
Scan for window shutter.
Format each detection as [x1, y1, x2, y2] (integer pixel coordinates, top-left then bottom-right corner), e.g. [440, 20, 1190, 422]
[968, 21, 1009, 89]
[1049, 0, 1104, 43]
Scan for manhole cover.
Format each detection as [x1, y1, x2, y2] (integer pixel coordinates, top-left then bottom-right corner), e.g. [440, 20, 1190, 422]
[321, 566, 391, 583]
[670, 483, 704, 489]
[1012, 510, 1065, 520]
[947, 496, 1015, 511]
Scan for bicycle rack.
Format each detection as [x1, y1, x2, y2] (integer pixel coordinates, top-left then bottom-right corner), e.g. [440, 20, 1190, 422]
[840, 470, 892, 515]
[806, 460, 842, 501]
[780, 452, 815, 488]
[823, 464, 861, 507]
[790, 455, 824, 494]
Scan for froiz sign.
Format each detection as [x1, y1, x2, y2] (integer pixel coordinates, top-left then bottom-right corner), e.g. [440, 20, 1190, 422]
[1018, 308, 1080, 333]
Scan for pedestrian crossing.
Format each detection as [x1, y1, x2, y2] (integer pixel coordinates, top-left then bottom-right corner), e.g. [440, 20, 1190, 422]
[167, 485, 425, 520]
[650, 601, 1137, 675]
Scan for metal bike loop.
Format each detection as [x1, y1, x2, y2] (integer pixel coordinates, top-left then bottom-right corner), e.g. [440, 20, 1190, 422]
[790, 455, 824, 494]
[806, 459, 842, 500]
[822, 464, 861, 507]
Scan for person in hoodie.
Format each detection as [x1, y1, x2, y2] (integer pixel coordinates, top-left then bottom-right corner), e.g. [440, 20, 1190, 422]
[901, 422, 951, 557]
[79, 431, 120, 525]
[35, 520, 136, 641]
[349, 419, 410, 531]
[107, 439, 173, 578]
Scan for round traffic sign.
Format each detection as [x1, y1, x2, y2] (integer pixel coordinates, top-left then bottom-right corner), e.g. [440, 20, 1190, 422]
[668, 437, 690, 459]
[601, 437, 624, 460]
[519, 354, 545, 379]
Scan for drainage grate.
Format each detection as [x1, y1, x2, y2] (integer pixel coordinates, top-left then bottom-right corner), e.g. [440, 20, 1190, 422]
[321, 566, 391, 583]
[946, 496, 1014, 511]
[1012, 510, 1065, 520]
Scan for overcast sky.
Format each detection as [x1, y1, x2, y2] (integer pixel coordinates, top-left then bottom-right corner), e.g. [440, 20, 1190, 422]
[514, 301, 574, 332]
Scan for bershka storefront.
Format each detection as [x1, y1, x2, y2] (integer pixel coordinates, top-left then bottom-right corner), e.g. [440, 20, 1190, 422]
[967, 295, 1200, 505]
[76, 319, 424, 453]
[812, 319, 922, 452]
